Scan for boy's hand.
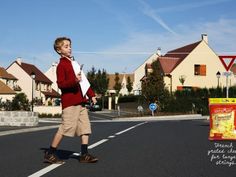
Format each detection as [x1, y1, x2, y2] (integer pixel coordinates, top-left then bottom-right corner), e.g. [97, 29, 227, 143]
[92, 97, 97, 105]
[76, 73, 82, 82]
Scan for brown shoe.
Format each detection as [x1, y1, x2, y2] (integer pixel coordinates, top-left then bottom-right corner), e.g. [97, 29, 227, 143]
[79, 153, 98, 163]
[44, 151, 64, 164]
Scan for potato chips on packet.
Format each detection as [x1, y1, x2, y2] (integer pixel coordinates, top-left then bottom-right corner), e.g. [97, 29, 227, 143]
[209, 98, 236, 140]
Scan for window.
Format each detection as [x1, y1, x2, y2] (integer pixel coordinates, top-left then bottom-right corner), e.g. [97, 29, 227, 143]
[194, 64, 206, 76]
[36, 83, 40, 91]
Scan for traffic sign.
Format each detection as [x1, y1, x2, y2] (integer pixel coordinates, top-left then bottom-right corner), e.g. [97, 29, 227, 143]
[219, 56, 236, 71]
[149, 103, 157, 111]
[222, 71, 232, 77]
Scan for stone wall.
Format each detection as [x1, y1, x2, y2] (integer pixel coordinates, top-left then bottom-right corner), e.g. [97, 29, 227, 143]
[34, 106, 62, 115]
[0, 111, 38, 126]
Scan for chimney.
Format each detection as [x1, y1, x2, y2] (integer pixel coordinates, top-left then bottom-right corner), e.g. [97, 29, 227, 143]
[201, 34, 208, 44]
[16, 57, 22, 65]
[156, 47, 161, 56]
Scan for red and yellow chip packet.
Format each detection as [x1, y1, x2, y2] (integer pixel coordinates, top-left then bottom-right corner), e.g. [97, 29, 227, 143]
[209, 98, 236, 140]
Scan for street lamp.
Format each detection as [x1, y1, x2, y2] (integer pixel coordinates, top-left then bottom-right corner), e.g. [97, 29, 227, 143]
[216, 71, 221, 88]
[30, 72, 35, 112]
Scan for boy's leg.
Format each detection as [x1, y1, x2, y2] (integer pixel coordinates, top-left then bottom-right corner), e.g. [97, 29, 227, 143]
[79, 134, 98, 163]
[77, 106, 98, 163]
[44, 132, 64, 164]
[48, 132, 63, 154]
[80, 134, 89, 155]
[51, 132, 63, 148]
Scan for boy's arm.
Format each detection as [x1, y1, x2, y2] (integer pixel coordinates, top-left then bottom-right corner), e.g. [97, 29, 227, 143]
[86, 87, 95, 98]
[56, 64, 78, 89]
[87, 87, 97, 104]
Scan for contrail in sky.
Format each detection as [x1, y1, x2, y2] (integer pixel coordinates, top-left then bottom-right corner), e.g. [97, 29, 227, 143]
[139, 0, 177, 35]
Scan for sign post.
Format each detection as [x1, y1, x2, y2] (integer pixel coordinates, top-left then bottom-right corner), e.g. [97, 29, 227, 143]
[223, 72, 232, 98]
[149, 103, 157, 116]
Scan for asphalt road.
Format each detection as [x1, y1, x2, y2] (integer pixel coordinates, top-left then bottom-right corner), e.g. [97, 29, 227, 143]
[0, 117, 236, 177]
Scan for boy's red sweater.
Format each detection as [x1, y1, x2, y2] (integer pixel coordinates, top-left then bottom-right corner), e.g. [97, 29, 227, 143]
[56, 57, 95, 109]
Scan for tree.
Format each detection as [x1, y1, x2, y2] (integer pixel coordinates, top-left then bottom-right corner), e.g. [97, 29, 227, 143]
[87, 66, 96, 90]
[87, 67, 109, 96]
[141, 60, 169, 110]
[95, 69, 109, 96]
[11, 93, 30, 111]
[126, 76, 133, 94]
[179, 75, 186, 86]
[113, 72, 122, 95]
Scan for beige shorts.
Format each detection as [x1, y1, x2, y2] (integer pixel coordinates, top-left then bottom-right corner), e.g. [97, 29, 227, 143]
[57, 105, 91, 137]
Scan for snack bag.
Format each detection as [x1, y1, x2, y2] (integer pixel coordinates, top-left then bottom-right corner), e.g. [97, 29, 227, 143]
[209, 98, 236, 140]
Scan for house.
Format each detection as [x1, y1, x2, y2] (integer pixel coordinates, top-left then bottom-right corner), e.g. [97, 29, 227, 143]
[107, 73, 134, 95]
[143, 34, 227, 92]
[0, 67, 20, 101]
[6, 58, 60, 105]
[133, 49, 161, 95]
[44, 62, 60, 94]
[0, 81, 16, 102]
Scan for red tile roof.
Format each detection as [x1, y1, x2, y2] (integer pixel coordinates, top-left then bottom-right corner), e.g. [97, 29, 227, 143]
[158, 41, 201, 74]
[107, 74, 134, 90]
[16, 62, 52, 84]
[158, 57, 182, 74]
[0, 80, 16, 94]
[0, 67, 17, 80]
[164, 41, 201, 60]
[41, 89, 60, 98]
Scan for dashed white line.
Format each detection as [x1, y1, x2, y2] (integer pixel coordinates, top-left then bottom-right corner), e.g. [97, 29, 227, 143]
[108, 135, 115, 138]
[28, 164, 63, 177]
[88, 139, 108, 149]
[115, 122, 147, 135]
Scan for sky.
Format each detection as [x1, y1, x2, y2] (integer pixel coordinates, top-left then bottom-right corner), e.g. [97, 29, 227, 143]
[0, 0, 236, 74]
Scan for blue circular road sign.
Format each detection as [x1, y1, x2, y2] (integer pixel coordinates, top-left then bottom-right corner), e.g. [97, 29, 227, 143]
[149, 103, 157, 111]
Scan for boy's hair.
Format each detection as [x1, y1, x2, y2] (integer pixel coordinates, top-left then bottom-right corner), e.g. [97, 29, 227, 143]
[53, 37, 71, 54]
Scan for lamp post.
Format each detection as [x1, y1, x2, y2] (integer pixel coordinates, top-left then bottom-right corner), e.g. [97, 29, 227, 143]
[216, 71, 221, 88]
[30, 72, 35, 112]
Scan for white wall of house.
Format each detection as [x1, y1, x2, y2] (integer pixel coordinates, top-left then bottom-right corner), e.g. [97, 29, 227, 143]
[7, 62, 34, 101]
[133, 53, 159, 95]
[45, 62, 60, 93]
[119, 74, 128, 95]
[0, 94, 15, 102]
[169, 41, 227, 90]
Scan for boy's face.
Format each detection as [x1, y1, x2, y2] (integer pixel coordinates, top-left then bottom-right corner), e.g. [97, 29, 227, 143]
[57, 40, 72, 58]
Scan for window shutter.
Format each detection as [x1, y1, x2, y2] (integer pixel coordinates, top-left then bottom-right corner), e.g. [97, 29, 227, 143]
[200, 65, 206, 76]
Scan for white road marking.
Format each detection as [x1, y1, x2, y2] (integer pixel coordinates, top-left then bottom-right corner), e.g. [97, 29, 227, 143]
[88, 139, 108, 149]
[108, 135, 115, 138]
[71, 152, 80, 156]
[27, 122, 146, 177]
[115, 122, 147, 135]
[28, 163, 62, 177]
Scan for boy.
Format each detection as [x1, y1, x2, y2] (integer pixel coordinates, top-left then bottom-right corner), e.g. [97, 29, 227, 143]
[44, 37, 98, 163]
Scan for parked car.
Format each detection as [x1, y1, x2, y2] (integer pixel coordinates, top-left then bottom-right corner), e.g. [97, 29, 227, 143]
[85, 103, 102, 112]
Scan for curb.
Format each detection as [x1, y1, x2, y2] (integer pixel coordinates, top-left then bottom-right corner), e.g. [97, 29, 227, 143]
[110, 114, 207, 122]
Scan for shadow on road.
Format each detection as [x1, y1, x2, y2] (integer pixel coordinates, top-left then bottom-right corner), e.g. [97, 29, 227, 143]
[40, 148, 79, 161]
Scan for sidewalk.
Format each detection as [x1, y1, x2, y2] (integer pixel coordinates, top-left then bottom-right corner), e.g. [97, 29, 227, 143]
[0, 121, 60, 136]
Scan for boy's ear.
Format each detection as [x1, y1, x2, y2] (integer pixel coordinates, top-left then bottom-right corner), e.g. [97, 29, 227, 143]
[57, 49, 61, 54]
